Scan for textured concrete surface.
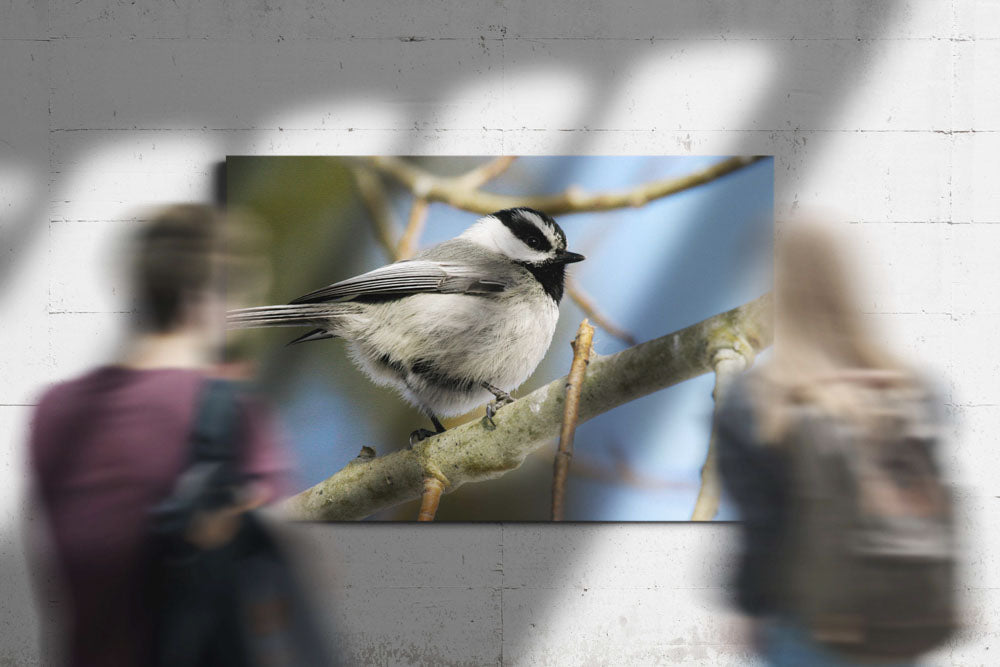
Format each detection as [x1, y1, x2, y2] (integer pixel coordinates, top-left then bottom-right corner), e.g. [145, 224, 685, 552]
[2, 1, 998, 664]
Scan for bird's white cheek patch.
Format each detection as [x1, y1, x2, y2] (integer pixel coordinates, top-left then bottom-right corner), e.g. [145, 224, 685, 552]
[461, 218, 550, 263]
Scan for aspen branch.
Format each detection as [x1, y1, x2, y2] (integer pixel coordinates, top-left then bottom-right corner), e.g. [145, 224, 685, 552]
[567, 280, 638, 347]
[281, 293, 773, 521]
[552, 319, 595, 521]
[364, 155, 764, 216]
[690, 349, 749, 521]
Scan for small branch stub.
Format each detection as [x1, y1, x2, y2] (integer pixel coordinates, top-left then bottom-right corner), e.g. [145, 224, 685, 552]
[417, 476, 445, 521]
[552, 319, 596, 521]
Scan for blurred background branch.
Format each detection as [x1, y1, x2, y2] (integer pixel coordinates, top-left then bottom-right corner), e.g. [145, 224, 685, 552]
[566, 281, 638, 346]
[282, 293, 772, 521]
[690, 349, 749, 521]
[396, 198, 429, 260]
[451, 155, 517, 190]
[350, 166, 400, 258]
[363, 155, 764, 216]
[350, 156, 518, 262]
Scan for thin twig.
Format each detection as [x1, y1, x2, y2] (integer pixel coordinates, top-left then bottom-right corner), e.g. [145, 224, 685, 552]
[366, 156, 764, 216]
[396, 198, 429, 260]
[690, 349, 749, 521]
[417, 476, 445, 521]
[281, 294, 772, 522]
[350, 166, 399, 258]
[567, 280, 638, 347]
[551, 319, 594, 520]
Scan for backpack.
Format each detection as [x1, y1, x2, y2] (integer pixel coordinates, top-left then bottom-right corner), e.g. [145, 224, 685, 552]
[781, 376, 957, 660]
[147, 379, 336, 667]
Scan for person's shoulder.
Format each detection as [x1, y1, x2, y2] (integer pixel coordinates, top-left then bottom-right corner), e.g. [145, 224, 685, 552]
[35, 366, 204, 410]
[33, 367, 106, 416]
[35, 379, 71, 408]
[29, 368, 119, 453]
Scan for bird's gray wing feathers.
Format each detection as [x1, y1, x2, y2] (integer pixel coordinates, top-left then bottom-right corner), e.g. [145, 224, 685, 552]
[289, 260, 510, 304]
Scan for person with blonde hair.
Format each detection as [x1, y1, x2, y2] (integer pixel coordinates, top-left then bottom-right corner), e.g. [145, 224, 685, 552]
[717, 219, 957, 666]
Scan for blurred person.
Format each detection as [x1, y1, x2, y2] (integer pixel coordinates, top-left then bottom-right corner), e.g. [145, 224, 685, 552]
[716, 219, 957, 666]
[26, 205, 311, 665]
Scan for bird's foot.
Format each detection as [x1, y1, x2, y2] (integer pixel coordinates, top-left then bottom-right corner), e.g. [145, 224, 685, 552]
[409, 414, 447, 448]
[481, 382, 514, 404]
[408, 429, 437, 448]
[481, 383, 515, 430]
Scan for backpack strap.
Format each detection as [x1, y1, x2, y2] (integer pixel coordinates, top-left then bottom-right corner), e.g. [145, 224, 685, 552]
[183, 378, 246, 511]
[189, 378, 242, 466]
[149, 379, 244, 538]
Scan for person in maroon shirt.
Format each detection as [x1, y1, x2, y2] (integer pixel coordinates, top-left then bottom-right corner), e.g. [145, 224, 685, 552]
[28, 205, 290, 666]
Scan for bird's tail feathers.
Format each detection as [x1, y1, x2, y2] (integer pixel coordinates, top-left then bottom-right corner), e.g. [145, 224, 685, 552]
[226, 304, 341, 330]
[285, 328, 336, 346]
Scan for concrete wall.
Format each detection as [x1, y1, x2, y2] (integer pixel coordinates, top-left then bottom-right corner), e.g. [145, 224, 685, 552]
[2, 1, 997, 664]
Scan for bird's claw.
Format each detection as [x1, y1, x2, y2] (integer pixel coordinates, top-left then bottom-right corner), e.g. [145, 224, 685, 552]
[482, 390, 515, 431]
[483, 405, 498, 431]
[408, 428, 437, 448]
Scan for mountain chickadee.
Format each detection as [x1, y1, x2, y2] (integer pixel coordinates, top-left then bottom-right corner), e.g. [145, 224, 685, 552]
[228, 207, 585, 443]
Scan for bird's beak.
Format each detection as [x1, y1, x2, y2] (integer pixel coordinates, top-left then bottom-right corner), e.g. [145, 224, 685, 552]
[555, 250, 586, 264]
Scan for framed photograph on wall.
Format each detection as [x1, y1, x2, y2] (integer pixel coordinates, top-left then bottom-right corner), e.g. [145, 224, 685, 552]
[225, 155, 773, 521]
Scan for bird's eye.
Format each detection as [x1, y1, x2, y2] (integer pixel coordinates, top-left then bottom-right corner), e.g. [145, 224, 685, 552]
[526, 237, 539, 248]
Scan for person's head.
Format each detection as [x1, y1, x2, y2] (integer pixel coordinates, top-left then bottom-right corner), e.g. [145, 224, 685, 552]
[773, 218, 877, 371]
[757, 216, 910, 441]
[130, 204, 224, 335]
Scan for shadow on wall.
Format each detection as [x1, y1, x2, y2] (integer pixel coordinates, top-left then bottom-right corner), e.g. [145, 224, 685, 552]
[1, 1, 905, 664]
